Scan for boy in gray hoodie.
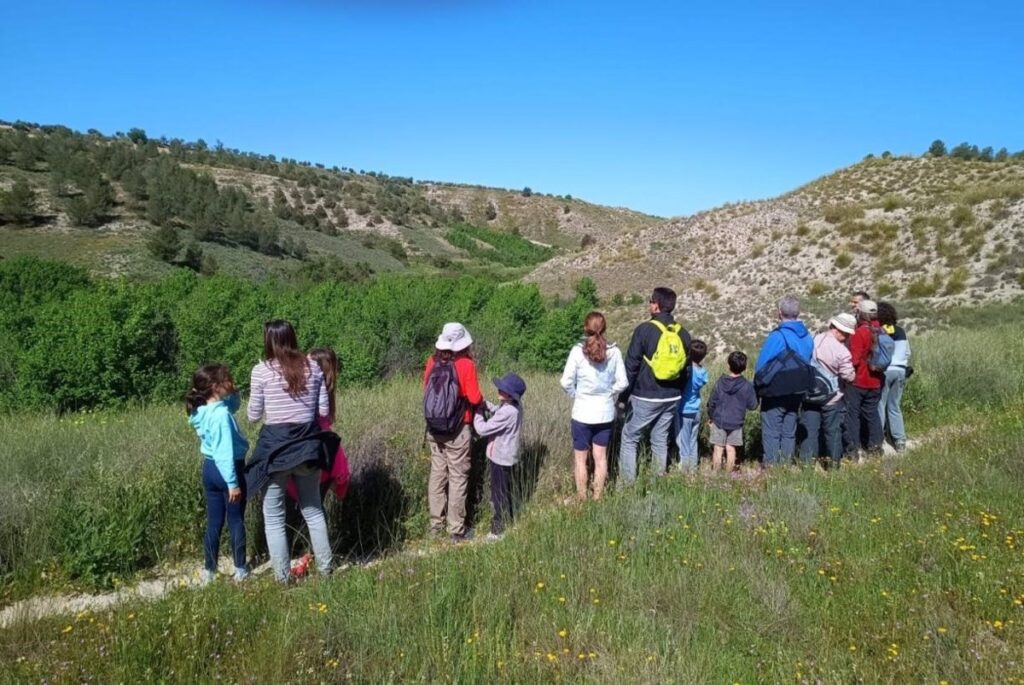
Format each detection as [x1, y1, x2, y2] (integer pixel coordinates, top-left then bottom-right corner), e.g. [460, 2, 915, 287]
[473, 373, 526, 540]
[707, 352, 758, 471]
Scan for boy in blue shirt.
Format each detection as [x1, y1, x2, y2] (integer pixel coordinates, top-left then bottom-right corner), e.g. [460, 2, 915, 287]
[675, 339, 708, 472]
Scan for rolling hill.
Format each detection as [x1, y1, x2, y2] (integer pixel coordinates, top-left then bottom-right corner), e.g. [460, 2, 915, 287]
[527, 154, 1024, 349]
[0, 121, 660, 282]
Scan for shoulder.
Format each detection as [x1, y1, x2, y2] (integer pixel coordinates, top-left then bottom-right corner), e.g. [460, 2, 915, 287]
[605, 344, 623, 360]
[251, 361, 271, 377]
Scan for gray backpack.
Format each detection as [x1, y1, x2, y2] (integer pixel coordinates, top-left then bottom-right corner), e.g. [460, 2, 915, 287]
[803, 337, 840, 406]
[424, 359, 464, 435]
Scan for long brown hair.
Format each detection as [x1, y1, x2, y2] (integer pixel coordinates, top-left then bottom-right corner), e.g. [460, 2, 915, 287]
[582, 311, 608, 364]
[308, 347, 338, 422]
[185, 364, 232, 415]
[263, 320, 308, 398]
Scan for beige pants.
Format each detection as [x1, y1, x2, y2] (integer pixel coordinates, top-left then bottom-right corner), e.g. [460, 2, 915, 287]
[427, 424, 472, 536]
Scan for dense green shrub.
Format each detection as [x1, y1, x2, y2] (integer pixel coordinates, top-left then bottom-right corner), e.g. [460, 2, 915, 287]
[0, 259, 598, 411]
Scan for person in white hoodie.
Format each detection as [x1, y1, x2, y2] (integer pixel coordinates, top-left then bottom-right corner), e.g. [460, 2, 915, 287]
[560, 311, 629, 501]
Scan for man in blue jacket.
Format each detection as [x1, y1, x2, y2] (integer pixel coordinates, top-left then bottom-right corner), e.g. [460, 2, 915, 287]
[755, 295, 813, 466]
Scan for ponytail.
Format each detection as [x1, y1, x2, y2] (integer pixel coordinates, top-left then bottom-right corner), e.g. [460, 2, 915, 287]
[582, 311, 608, 364]
[185, 364, 232, 416]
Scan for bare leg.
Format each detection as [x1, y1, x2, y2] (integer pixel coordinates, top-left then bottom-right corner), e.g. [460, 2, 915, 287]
[591, 444, 608, 500]
[712, 445, 724, 471]
[725, 445, 737, 471]
[573, 449, 590, 501]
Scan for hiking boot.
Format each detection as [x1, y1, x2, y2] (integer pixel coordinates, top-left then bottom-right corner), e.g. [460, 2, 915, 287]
[449, 533, 468, 544]
[484, 532, 504, 543]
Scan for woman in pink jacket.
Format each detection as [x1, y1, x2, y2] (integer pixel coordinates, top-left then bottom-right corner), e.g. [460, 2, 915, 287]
[798, 313, 857, 467]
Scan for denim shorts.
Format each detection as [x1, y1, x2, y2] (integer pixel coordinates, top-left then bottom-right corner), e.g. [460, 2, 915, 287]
[571, 419, 614, 451]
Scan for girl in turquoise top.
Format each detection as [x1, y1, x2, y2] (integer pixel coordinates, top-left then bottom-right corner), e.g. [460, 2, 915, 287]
[187, 364, 250, 583]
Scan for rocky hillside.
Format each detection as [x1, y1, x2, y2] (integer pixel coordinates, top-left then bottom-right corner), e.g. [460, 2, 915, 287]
[0, 122, 658, 281]
[528, 155, 1024, 349]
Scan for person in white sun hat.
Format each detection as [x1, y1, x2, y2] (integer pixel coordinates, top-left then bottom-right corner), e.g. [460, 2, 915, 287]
[422, 322, 482, 542]
[798, 312, 856, 468]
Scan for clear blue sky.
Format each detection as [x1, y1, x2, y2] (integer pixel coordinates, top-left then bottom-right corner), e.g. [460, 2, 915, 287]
[2, 1, 1022, 216]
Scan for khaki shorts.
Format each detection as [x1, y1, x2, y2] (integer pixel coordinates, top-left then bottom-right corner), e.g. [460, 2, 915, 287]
[710, 424, 743, 447]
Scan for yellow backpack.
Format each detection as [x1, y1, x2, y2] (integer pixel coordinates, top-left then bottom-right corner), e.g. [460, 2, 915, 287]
[644, 320, 687, 381]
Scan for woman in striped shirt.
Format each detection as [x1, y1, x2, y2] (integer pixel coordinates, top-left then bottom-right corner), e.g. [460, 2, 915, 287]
[247, 320, 334, 582]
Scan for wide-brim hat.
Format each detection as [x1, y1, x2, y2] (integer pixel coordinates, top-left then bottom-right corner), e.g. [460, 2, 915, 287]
[435, 322, 473, 352]
[492, 372, 527, 403]
[829, 313, 857, 335]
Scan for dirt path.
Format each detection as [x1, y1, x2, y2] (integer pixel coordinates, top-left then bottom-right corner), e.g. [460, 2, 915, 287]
[0, 436, 928, 630]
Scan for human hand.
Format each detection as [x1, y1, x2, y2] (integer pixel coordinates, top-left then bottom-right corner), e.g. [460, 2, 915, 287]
[228, 487, 242, 503]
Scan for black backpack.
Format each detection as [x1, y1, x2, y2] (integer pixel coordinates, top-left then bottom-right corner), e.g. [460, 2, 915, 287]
[424, 358, 464, 435]
[753, 331, 816, 399]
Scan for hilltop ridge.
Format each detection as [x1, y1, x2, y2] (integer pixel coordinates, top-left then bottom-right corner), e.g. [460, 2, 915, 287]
[528, 154, 1024, 347]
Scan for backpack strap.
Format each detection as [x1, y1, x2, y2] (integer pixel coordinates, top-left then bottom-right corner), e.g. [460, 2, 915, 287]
[649, 319, 668, 334]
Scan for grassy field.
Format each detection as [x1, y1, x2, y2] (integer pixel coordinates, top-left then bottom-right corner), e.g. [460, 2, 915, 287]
[1, 324, 1023, 682]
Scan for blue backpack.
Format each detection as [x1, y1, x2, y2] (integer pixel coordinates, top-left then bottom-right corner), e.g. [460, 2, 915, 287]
[869, 328, 895, 373]
[753, 330, 815, 399]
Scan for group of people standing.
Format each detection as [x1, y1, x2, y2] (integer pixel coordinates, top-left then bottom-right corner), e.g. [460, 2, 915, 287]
[186, 286, 912, 580]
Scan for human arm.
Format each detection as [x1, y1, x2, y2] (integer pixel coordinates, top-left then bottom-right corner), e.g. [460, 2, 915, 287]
[247, 365, 264, 423]
[458, 358, 484, 409]
[315, 366, 329, 419]
[208, 408, 241, 490]
[560, 348, 579, 397]
[473, 404, 515, 437]
[706, 383, 719, 423]
[755, 331, 780, 372]
[744, 383, 759, 410]
[836, 347, 856, 383]
[611, 348, 630, 395]
[849, 328, 869, 370]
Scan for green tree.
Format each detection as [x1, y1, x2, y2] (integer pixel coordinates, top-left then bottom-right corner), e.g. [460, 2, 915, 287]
[927, 139, 947, 157]
[182, 241, 204, 271]
[147, 225, 181, 263]
[199, 253, 219, 276]
[126, 128, 148, 145]
[0, 178, 38, 226]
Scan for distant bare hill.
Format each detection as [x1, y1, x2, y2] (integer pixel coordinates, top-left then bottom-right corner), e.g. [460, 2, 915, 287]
[528, 156, 1024, 349]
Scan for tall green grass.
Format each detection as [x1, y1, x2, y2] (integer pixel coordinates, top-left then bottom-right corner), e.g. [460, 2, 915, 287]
[2, 404, 1023, 683]
[3, 324, 1022, 601]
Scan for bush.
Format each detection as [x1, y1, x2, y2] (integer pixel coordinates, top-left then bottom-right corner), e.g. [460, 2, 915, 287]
[951, 205, 975, 228]
[835, 252, 853, 269]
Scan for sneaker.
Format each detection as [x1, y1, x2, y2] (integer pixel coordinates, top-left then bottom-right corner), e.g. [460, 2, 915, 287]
[484, 532, 504, 542]
[291, 553, 313, 578]
[200, 569, 216, 586]
[233, 567, 250, 582]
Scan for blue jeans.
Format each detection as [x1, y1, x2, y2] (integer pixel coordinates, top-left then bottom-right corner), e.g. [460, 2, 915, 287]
[619, 397, 676, 483]
[760, 396, 801, 466]
[203, 459, 247, 572]
[879, 367, 907, 448]
[798, 401, 845, 466]
[675, 412, 700, 472]
[263, 465, 332, 582]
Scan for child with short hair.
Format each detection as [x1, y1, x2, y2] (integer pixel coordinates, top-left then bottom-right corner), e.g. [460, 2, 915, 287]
[186, 364, 250, 583]
[473, 372, 526, 541]
[676, 339, 709, 472]
[707, 351, 758, 472]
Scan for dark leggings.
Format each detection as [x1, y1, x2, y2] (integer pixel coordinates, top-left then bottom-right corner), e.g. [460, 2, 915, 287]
[490, 462, 514, 535]
[203, 459, 247, 571]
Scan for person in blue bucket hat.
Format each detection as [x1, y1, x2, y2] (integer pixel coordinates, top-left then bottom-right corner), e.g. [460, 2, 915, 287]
[473, 372, 526, 541]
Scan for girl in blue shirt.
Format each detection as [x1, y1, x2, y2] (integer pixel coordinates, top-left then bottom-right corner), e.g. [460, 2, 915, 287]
[187, 364, 250, 583]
